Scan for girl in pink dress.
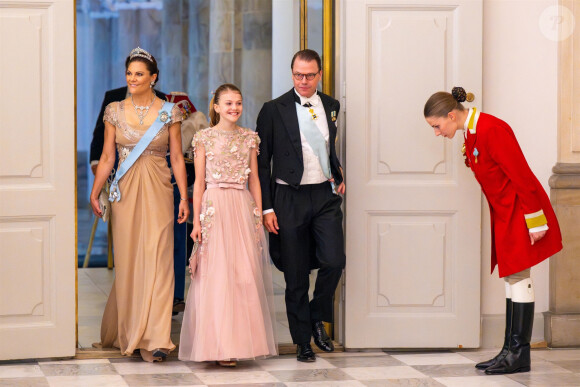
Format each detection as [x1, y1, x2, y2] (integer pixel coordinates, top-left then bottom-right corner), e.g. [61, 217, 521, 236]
[179, 84, 277, 366]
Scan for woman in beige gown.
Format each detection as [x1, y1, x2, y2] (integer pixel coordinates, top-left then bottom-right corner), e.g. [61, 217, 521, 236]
[90, 47, 189, 362]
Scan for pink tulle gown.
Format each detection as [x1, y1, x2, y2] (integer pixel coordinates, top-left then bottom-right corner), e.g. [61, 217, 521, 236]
[178, 127, 277, 362]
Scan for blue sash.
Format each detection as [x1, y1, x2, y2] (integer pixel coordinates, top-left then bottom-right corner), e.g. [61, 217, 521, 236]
[295, 102, 335, 192]
[109, 102, 175, 202]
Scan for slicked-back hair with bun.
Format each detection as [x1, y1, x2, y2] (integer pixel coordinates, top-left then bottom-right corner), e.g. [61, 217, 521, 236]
[209, 83, 243, 127]
[424, 86, 467, 118]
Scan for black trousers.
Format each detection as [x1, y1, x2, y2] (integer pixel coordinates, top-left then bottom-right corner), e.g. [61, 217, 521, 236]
[272, 182, 345, 344]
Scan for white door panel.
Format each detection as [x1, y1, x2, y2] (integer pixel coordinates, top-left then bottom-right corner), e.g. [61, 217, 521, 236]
[344, 0, 482, 348]
[0, 0, 76, 359]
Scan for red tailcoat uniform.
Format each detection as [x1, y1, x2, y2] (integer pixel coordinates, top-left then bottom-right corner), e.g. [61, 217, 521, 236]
[464, 111, 562, 277]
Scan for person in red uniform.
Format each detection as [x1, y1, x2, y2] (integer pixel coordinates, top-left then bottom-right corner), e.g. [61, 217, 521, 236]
[424, 87, 562, 375]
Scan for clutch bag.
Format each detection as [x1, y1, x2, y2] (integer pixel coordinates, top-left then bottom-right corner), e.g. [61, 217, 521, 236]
[98, 186, 110, 222]
[188, 240, 200, 278]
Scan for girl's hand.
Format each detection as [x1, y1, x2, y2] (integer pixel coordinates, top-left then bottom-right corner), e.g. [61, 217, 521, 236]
[190, 221, 202, 243]
[177, 200, 189, 224]
[90, 195, 102, 218]
[529, 230, 547, 245]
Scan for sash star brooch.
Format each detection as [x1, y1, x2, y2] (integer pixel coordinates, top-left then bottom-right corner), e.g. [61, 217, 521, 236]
[159, 110, 171, 123]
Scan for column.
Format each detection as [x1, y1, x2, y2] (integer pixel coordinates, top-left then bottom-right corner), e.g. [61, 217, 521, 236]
[161, 0, 187, 94]
[239, 0, 272, 129]
[137, 3, 163, 78]
[208, 0, 235, 96]
[543, 0, 580, 347]
[187, 0, 210, 113]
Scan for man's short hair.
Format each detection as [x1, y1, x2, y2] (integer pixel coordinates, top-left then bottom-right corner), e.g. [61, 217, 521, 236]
[291, 49, 322, 72]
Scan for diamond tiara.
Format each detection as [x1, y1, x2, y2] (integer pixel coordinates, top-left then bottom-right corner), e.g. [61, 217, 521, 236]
[129, 47, 153, 62]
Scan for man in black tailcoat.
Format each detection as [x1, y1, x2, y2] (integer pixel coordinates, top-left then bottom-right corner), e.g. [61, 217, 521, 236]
[256, 49, 346, 362]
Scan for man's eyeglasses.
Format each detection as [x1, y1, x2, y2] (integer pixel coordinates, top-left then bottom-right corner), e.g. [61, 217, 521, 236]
[293, 72, 319, 81]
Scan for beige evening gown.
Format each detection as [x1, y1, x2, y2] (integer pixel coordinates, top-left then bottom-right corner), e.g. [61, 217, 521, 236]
[99, 101, 183, 356]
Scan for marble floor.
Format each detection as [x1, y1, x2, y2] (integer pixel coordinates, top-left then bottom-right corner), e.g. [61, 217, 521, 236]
[3, 348, 580, 386]
[73, 213, 580, 387]
[12, 266, 580, 386]
[78, 267, 296, 348]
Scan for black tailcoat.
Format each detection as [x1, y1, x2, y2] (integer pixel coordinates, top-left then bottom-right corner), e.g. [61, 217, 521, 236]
[256, 88, 342, 211]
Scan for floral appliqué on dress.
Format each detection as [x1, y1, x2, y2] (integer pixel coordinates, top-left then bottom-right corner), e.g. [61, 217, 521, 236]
[192, 127, 262, 254]
[251, 200, 264, 251]
[191, 127, 260, 187]
[198, 200, 215, 257]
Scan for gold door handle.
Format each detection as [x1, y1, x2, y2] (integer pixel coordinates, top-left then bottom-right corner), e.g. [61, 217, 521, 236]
[466, 92, 475, 102]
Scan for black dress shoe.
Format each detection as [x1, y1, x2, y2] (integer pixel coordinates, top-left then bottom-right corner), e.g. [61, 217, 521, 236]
[172, 298, 185, 316]
[312, 321, 334, 352]
[297, 343, 316, 362]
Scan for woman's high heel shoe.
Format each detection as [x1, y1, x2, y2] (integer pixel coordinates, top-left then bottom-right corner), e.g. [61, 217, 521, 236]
[140, 349, 162, 362]
[152, 348, 169, 360]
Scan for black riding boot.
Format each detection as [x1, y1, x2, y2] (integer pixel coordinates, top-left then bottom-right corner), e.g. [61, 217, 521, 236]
[476, 298, 512, 369]
[485, 301, 534, 375]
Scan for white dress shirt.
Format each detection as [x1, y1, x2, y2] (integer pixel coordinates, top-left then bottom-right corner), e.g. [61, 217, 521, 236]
[275, 90, 330, 185]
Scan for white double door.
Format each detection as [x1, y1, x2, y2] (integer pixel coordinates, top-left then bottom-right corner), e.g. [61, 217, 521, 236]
[0, 0, 484, 360]
[343, 0, 483, 348]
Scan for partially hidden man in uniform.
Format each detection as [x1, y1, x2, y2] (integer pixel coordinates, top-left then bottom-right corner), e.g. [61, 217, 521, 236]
[424, 87, 563, 375]
[256, 49, 346, 362]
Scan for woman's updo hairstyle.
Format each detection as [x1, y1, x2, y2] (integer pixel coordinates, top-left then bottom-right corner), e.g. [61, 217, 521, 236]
[125, 47, 160, 86]
[424, 86, 467, 118]
[209, 83, 242, 127]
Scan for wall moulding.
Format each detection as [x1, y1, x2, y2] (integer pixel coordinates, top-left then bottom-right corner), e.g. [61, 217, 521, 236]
[549, 163, 580, 189]
[544, 0, 580, 349]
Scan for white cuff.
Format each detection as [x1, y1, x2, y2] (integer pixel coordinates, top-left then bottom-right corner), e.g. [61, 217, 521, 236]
[263, 209, 274, 215]
[90, 160, 99, 167]
[529, 225, 548, 233]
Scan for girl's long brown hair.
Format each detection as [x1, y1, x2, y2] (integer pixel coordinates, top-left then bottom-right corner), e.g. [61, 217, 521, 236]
[209, 83, 242, 127]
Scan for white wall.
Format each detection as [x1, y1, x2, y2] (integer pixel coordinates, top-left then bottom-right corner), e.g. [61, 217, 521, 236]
[481, 0, 558, 317]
